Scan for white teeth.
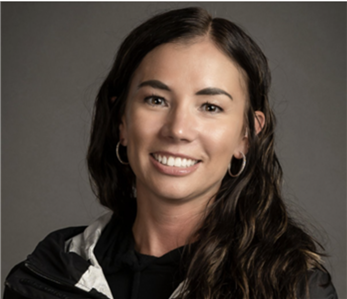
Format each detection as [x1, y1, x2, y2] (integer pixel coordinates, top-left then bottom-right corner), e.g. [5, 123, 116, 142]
[162, 156, 167, 164]
[153, 154, 198, 168]
[167, 157, 175, 166]
[174, 157, 181, 167]
[181, 158, 187, 167]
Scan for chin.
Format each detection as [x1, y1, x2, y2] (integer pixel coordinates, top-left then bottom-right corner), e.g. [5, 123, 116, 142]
[152, 182, 215, 205]
[154, 187, 196, 202]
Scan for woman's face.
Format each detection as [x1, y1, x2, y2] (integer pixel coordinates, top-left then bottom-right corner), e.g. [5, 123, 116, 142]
[120, 38, 249, 204]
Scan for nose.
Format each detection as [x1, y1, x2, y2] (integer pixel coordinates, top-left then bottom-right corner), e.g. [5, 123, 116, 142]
[160, 102, 198, 142]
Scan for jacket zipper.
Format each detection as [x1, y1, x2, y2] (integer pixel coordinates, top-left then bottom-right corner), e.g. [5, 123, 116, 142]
[5, 264, 72, 299]
[24, 262, 66, 286]
[24, 262, 90, 297]
[23, 262, 109, 299]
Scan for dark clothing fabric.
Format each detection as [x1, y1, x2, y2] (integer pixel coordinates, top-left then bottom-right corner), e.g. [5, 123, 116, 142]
[4, 212, 339, 299]
[94, 216, 184, 299]
[4, 226, 101, 299]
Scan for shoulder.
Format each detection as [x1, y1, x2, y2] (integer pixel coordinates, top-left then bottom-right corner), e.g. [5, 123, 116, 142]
[4, 226, 87, 299]
[6, 225, 87, 269]
[4, 225, 88, 266]
[35, 225, 88, 245]
[5, 213, 113, 276]
[4, 213, 115, 299]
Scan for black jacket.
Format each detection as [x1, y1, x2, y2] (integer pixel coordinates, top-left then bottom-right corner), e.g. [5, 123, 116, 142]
[4, 212, 338, 299]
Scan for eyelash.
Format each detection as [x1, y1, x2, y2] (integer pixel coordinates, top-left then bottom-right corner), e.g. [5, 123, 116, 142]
[144, 96, 223, 113]
[144, 95, 167, 106]
[201, 102, 223, 113]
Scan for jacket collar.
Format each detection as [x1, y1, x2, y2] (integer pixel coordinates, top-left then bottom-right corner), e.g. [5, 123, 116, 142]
[66, 212, 185, 299]
[65, 212, 114, 298]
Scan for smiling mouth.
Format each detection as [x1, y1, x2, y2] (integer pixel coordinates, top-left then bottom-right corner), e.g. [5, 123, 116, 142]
[151, 153, 200, 168]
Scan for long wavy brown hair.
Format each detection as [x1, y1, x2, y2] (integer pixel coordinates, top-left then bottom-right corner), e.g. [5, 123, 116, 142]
[87, 7, 329, 299]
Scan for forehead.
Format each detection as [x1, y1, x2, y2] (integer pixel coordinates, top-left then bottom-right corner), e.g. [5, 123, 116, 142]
[128, 39, 248, 101]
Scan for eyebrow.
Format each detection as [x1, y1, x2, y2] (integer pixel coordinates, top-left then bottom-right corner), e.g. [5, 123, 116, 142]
[138, 80, 233, 100]
[196, 87, 233, 100]
[138, 80, 170, 91]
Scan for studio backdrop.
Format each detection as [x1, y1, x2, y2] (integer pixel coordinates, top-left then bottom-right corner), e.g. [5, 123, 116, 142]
[2, 3, 346, 297]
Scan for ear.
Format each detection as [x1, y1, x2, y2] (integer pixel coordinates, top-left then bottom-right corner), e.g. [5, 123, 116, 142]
[254, 111, 265, 135]
[112, 96, 128, 146]
[233, 128, 249, 159]
[233, 111, 266, 159]
[119, 115, 128, 146]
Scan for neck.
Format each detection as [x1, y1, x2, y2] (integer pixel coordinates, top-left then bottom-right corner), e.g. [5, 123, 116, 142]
[132, 187, 210, 257]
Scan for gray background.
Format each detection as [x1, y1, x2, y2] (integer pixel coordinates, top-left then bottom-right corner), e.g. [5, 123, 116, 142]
[2, 3, 346, 297]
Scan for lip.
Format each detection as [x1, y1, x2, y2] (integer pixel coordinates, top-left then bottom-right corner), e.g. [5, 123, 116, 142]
[149, 154, 201, 176]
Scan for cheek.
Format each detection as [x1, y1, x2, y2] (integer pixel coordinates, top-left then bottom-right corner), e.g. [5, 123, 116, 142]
[126, 109, 160, 152]
[203, 120, 243, 152]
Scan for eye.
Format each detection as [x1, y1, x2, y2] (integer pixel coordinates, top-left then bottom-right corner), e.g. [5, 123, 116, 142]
[201, 102, 223, 113]
[145, 95, 167, 106]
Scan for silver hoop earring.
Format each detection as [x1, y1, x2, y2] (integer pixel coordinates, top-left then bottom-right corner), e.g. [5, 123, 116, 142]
[228, 152, 246, 177]
[116, 141, 129, 165]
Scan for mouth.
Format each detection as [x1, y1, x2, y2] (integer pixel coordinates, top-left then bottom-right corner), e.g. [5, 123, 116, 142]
[151, 153, 200, 168]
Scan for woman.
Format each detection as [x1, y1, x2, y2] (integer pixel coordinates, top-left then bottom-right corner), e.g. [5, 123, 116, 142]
[4, 7, 337, 299]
